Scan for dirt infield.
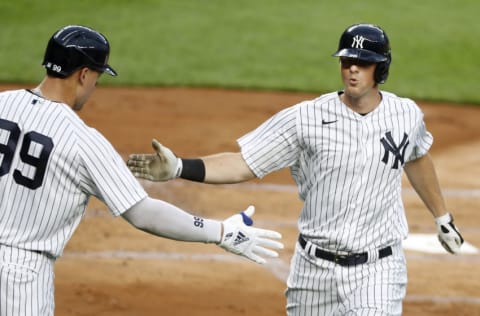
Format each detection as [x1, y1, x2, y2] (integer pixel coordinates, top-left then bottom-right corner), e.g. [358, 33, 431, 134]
[2, 84, 479, 315]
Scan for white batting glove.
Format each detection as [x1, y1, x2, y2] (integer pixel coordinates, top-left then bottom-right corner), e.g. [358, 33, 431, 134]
[219, 206, 284, 264]
[127, 139, 182, 181]
[435, 212, 464, 254]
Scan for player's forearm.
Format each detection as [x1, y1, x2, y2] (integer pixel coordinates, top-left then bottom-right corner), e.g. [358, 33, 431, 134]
[200, 152, 256, 184]
[404, 154, 447, 217]
[178, 153, 251, 183]
[122, 197, 221, 243]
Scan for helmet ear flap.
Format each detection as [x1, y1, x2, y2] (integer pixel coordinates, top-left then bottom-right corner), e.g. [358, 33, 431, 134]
[374, 59, 390, 84]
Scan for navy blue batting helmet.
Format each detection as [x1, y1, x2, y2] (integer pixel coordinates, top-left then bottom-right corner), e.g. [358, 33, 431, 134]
[333, 24, 391, 84]
[42, 25, 117, 78]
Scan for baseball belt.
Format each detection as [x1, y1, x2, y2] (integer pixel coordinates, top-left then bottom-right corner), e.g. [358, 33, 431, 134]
[0, 243, 50, 258]
[298, 235, 392, 266]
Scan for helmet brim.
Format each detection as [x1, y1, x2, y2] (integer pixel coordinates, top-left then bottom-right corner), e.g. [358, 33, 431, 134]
[92, 64, 117, 76]
[332, 48, 388, 63]
[103, 65, 117, 76]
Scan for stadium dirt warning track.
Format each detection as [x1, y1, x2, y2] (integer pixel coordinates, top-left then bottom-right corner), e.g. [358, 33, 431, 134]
[2, 85, 479, 316]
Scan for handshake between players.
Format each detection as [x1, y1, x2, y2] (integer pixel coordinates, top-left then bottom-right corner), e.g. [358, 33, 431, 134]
[128, 139, 284, 264]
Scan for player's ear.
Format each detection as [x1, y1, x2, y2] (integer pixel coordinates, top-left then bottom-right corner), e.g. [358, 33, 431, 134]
[77, 67, 90, 85]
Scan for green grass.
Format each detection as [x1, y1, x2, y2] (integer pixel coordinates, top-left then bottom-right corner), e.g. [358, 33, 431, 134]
[0, 0, 479, 104]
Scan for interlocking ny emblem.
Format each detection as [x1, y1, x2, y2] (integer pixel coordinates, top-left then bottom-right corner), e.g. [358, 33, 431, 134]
[351, 35, 365, 49]
[380, 132, 409, 169]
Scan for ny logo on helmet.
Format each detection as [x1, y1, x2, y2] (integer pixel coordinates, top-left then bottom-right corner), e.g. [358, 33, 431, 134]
[351, 35, 365, 49]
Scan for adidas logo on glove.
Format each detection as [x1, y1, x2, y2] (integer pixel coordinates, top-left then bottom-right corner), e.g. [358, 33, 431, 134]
[233, 231, 250, 246]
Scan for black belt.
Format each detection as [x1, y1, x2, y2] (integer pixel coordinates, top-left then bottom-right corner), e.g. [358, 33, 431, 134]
[0, 244, 46, 257]
[298, 235, 392, 267]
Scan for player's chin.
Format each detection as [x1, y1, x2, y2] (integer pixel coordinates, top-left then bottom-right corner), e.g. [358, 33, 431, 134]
[343, 86, 364, 98]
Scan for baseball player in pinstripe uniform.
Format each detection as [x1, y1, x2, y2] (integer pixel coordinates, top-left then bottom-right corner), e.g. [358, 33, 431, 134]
[128, 23, 466, 315]
[0, 25, 283, 316]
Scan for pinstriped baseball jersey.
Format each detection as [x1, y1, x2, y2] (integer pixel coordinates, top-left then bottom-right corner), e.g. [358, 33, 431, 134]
[238, 90, 432, 252]
[0, 89, 147, 258]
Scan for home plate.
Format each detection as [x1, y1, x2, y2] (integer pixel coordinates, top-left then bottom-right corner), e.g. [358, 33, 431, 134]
[403, 233, 478, 254]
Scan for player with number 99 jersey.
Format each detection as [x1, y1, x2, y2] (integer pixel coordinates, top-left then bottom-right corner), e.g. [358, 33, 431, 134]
[0, 88, 147, 257]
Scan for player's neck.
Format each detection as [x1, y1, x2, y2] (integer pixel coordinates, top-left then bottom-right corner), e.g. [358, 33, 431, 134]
[35, 76, 77, 107]
[341, 89, 382, 115]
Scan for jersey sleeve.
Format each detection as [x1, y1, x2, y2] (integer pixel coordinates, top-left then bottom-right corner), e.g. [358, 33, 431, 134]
[237, 104, 301, 178]
[407, 111, 433, 162]
[77, 128, 147, 216]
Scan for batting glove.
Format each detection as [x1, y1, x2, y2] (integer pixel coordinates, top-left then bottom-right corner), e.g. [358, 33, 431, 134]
[127, 139, 182, 181]
[435, 212, 464, 254]
[219, 206, 284, 264]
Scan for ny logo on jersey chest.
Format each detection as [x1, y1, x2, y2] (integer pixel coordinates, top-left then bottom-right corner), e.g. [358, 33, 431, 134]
[380, 131, 409, 169]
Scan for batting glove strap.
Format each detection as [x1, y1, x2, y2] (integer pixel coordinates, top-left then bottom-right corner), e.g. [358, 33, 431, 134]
[174, 158, 183, 178]
[435, 212, 464, 254]
[218, 206, 283, 264]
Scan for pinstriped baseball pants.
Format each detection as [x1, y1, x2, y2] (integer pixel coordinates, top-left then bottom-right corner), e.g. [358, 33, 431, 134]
[0, 244, 55, 316]
[285, 242, 406, 316]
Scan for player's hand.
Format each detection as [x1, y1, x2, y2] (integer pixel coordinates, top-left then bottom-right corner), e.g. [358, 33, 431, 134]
[218, 206, 284, 264]
[127, 139, 182, 181]
[435, 212, 464, 254]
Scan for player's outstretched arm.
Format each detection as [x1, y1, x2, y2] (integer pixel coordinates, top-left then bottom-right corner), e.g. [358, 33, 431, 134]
[127, 139, 256, 184]
[404, 154, 464, 254]
[122, 199, 283, 264]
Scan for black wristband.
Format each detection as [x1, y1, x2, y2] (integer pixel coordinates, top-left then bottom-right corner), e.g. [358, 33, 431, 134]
[180, 159, 206, 182]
